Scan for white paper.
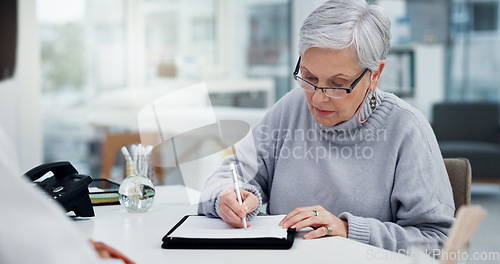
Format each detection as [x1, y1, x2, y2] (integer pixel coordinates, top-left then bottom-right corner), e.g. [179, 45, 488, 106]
[169, 215, 288, 239]
[88, 187, 104, 193]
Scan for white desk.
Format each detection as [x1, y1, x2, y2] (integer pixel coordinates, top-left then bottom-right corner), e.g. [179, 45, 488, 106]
[75, 185, 412, 264]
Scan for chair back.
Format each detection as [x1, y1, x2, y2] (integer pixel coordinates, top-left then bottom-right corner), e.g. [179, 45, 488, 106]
[443, 158, 472, 214]
[433, 102, 499, 143]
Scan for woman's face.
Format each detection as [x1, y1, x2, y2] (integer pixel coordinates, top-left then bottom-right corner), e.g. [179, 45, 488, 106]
[301, 47, 383, 127]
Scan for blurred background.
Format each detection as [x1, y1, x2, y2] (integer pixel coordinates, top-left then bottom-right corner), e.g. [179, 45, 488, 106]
[1, 0, 499, 262]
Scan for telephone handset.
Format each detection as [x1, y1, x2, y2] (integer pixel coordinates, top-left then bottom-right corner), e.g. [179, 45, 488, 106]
[24, 161, 95, 217]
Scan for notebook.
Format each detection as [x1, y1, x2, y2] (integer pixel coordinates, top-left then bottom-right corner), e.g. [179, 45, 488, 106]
[88, 179, 120, 205]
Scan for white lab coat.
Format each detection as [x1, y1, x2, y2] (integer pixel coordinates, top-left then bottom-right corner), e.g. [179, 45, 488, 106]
[0, 125, 122, 264]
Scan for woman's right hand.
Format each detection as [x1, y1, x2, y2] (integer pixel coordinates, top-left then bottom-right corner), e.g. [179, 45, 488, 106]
[90, 240, 136, 264]
[218, 188, 259, 228]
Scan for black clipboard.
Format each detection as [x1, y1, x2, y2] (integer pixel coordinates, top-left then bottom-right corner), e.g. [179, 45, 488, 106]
[161, 215, 296, 249]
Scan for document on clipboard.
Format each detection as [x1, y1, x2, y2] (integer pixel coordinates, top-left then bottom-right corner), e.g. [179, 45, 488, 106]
[161, 215, 296, 249]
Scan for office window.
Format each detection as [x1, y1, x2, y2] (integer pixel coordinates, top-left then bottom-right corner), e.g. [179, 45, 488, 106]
[39, 0, 292, 101]
[38, 0, 292, 177]
[38, 0, 85, 94]
[247, 3, 289, 66]
[245, 0, 291, 100]
[38, 0, 126, 100]
[448, 0, 500, 101]
[144, 0, 216, 81]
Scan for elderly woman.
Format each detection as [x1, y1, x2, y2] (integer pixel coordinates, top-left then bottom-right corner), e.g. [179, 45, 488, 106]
[198, 0, 455, 252]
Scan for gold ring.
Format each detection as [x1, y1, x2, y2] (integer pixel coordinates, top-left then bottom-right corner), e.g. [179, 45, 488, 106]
[313, 210, 318, 217]
[325, 225, 333, 236]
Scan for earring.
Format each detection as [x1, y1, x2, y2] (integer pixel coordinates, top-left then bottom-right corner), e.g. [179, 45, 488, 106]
[369, 94, 377, 110]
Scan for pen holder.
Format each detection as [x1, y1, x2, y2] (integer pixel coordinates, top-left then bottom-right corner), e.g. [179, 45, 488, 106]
[118, 154, 155, 213]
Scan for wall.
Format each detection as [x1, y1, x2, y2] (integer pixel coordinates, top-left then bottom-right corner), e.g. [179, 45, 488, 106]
[0, 0, 42, 172]
[401, 44, 446, 122]
[413, 44, 445, 121]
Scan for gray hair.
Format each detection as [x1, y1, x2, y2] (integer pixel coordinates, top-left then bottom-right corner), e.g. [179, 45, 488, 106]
[299, 0, 391, 71]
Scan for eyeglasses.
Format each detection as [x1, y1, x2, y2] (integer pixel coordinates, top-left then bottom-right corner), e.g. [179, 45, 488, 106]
[292, 57, 369, 99]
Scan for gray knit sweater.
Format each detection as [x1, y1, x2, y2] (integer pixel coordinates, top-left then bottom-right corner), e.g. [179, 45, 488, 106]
[198, 87, 455, 252]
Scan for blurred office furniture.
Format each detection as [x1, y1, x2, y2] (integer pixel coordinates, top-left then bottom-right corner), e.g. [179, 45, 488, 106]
[433, 102, 500, 184]
[100, 130, 164, 184]
[0, 0, 17, 81]
[157, 78, 276, 108]
[378, 46, 415, 98]
[100, 131, 140, 180]
[89, 82, 270, 186]
[444, 158, 472, 214]
[379, 44, 445, 120]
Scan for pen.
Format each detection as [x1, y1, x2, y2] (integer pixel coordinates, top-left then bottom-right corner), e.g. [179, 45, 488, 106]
[121, 146, 133, 163]
[121, 146, 135, 176]
[230, 162, 247, 229]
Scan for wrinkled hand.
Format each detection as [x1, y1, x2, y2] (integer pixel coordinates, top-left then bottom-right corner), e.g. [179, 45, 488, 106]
[90, 240, 136, 264]
[218, 188, 259, 228]
[279, 206, 348, 240]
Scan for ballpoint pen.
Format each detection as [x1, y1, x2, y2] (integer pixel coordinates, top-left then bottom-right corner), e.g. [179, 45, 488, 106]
[230, 162, 247, 229]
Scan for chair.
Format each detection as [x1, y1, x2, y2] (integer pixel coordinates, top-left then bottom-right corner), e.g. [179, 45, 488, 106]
[433, 102, 500, 183]
[443, 158, 471, 212]
[100, 130, 164, 184]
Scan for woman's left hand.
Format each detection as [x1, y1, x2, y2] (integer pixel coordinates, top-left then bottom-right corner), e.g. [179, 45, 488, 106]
[279, 206, 348, 240]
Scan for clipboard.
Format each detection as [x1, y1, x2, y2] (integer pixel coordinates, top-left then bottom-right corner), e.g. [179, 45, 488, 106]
[161, 215, 296, 249]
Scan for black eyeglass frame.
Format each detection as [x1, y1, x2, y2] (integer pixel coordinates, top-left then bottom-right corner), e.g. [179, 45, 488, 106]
[292, 56, 369, 97]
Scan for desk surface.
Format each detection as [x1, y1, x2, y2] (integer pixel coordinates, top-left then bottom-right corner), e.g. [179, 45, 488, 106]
[75, 185, 412, 264]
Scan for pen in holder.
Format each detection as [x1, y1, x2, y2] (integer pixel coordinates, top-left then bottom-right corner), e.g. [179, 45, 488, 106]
[118, 145, 155, 213]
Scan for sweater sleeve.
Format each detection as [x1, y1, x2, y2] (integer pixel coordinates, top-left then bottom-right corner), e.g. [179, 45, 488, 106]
[339, 109, 455, 252]
[197, 96, 286, 218]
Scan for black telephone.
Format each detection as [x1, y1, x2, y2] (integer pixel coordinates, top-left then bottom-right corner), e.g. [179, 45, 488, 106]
[24, 161, 95, 217]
